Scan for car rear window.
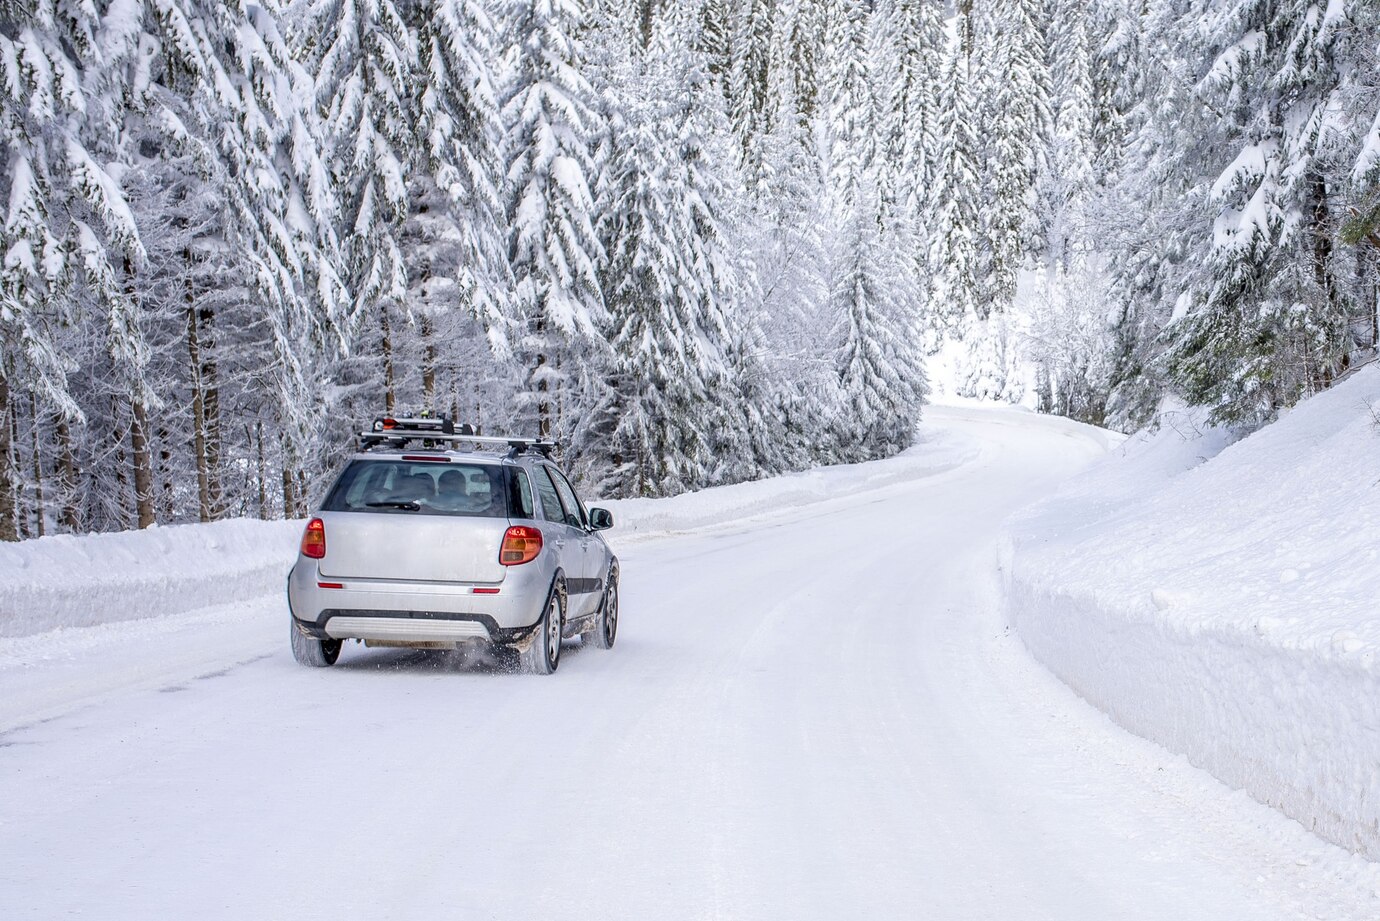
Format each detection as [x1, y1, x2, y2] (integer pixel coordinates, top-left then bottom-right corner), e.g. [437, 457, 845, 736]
[321, 460, 516, 518]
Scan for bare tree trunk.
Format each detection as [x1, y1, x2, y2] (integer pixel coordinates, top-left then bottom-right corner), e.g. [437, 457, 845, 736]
[198, 305, 224, 518]
[112, 397, 132, 530]
[13, 405, 29, 539]
[380, 303, 396, 413]
[421, 314, 436, 409]
[0, 375, 16, 541]
[535, 354, 550, 438]
[55, 417, 79, 531]
[255, 422, 268, 520]
[188, 305, 211, 521]
[280, 434, 295, 520]
[281, 464, 295, 520]
[1310, 174, 1338, 393]
[29, 392, 44, 537]
[130, 398, 156, 529]
[157, 423, 174, 519]
[296, 469, 308, 516]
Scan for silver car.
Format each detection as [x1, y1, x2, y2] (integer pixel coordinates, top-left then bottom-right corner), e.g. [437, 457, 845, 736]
[287, 418, 618, 673]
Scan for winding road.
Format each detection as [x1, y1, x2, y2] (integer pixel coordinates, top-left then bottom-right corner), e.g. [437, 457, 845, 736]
[2, 406, 1376, 920]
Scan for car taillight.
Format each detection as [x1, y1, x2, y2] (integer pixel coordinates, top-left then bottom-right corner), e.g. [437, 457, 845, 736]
[301, 518, 326, 559]
[500, 526, 542, 566]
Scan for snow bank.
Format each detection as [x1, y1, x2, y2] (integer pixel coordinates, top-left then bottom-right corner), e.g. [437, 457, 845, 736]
[1001, 369, 1380, 860]
[0, 423, 978, 639]
[0, 520, 302, 638]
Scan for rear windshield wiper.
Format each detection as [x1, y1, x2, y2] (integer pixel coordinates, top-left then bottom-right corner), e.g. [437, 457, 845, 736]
[365, 500, 421, 511]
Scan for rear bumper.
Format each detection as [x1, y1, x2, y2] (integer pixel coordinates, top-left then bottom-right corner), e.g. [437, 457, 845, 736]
[291, 608, 541, 645]
[287, 557, 550, 645]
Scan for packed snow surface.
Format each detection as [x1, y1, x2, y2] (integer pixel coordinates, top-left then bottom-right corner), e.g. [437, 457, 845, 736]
[1002, 367, 1380, 861]
[3, 405, 1378, 920]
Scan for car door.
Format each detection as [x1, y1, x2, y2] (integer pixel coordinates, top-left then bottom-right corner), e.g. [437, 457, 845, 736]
[530, 464, 586, 606]
[543, 465, 602, 617]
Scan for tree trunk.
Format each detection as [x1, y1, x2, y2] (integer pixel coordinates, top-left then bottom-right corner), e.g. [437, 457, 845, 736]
[55, 418, 79, 531]
[111, 397, 132, 530]
[380, 303, 396, 413]
[296, 469, 308, 517]
[188, 305, 211, 521]
[157, 423, 174, 519]
[255, 422, 268, 520]
[198, 305, 224, 518]
[130, 398, 156, 529]
[0, 374, 16, 541]
[280, 434, 296, 520]
[535, 354, 550, 438]
[421, 314, 436, 409]
[1310, 174, 1341, 390]
[281, 464, 295, 520]
[29, 392, 44, 538]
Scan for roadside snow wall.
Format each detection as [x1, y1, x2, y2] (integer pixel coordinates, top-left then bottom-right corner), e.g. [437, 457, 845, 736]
[0, 520, 302, 638]
[1001, 369, 1380, 860]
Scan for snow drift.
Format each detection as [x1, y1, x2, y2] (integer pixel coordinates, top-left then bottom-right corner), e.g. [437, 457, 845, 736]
[1001, 367, 1380, 860]
[0, 520, 303, 638]
[0, 426, 977, 639]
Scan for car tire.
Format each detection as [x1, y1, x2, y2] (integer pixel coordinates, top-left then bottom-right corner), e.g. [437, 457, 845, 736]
[523, 579, 565, 675]
[290, 618, 341, 667]
[587, 566, 618, 650]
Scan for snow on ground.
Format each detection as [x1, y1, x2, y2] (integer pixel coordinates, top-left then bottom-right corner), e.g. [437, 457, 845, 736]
[1001, 366, 1380, 861]
[0, 518, 301, 638]
[3, 404, 1379, 920]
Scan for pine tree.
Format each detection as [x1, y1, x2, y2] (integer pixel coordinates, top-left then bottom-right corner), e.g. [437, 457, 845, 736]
[1164, 0, 1354, 425]
[500, 0, 607, 439]
[303, 0, 419, 415]
[404, 0, 511, 396]
[822, 0, 873, 206]
[983, 0, 1051, 303]
[729, 0, 775, 187]
[831, 179, 928, 460]
[1042, 0, 1096, 267]
[928, 6, 983, 334]
[892, 0, 946, 222]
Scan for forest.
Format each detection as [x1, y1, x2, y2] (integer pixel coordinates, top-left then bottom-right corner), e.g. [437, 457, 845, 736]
[1, 0, 1377, 539]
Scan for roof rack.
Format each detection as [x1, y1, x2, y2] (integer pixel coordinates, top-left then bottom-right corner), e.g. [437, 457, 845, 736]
[358, 415, 559, 458]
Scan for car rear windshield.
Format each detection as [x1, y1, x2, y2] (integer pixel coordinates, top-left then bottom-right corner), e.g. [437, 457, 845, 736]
[321, 460, 519, 518]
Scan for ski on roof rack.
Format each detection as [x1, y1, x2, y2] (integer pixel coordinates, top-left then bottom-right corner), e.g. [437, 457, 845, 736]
[358, 415, 559, 457]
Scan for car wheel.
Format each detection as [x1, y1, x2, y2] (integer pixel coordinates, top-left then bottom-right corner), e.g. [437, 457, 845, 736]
[290, 618, 341, 667]
[523, 580, 565, 675]
[588, 567, 617, 650]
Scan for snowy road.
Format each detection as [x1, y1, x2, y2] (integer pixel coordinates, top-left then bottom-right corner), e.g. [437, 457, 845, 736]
[2, 407, 1377, 920]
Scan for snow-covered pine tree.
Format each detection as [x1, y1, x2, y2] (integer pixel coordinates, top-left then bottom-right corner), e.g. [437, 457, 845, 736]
[578, 1, 764, 496]
[154, 0, 350, 518]
[729, 0, 774, 189]
[982, 0, 1050, 303]
[831, 177, 928, 461]
[822, 0, 873, 206]
[1042, 0, 1096, 267]
[751, 0, 836, 469]
[928, 3, 984, 335]
[1164, 0, 1355, 426]
[0, 1, 161, 537]
[500, 0, 607, 440]
[891, 0, 946, 234]
[301, 0, 419, 416]
[400, 0, 511, 412]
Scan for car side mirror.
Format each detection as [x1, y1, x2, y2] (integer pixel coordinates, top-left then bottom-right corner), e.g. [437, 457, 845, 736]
[588, 507, 614, 530]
